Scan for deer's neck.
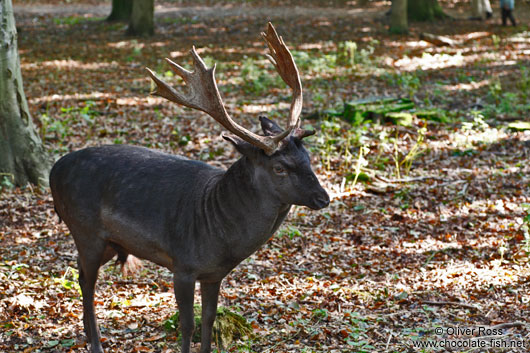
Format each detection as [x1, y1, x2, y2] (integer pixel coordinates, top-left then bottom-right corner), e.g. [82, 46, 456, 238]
[205, 157, 290, 260]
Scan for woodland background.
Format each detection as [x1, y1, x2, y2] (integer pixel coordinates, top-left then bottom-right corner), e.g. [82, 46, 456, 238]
[1, 0, 530, 352]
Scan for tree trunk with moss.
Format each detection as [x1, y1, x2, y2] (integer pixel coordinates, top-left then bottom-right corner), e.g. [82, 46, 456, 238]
[0, 0, 50, 186]
[390, 0, 408, 34]
[107, 0, 133, 22]
[127, 0, 154, 36]
[408, 0, 446, 21]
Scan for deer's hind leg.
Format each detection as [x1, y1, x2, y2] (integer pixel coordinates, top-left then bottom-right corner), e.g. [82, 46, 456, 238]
[75, 234, 114, 353]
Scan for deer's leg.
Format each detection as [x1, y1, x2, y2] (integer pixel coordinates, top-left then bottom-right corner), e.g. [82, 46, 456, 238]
[77, 257, 91, 341]
[76, 239, 108, 353]
[78, 245, 116, 343]
[199, 280, 222, 353]
[173, 275, 196, 353]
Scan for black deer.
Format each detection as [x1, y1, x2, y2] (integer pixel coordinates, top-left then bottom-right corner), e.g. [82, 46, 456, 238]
[50, 23, 329, 353]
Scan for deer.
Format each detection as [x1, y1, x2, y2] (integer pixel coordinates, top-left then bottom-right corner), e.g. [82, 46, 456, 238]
[49, 23, 329, 353]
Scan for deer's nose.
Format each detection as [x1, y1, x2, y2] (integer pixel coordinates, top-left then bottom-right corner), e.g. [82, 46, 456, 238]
[310, 190, 330, 210]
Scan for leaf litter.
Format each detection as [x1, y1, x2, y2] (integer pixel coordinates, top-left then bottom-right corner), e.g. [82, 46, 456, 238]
[2, 0, 530, 352]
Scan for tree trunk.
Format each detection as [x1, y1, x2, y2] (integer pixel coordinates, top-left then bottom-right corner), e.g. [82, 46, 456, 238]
[390, 0, 408, 34]
[0, 0, 50, 187]
[127, 0, 154, 36]
[107, 0, 133, 22]
[408, 0, 446, 21]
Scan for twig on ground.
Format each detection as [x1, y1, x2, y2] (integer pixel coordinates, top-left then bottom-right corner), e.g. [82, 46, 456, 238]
[385, 330, 393, 351]
[329, 189, 376, 200]
[490, 322, 526, 330]
[376, 175, 444, 183]
[421, 300, 480, 311]
[428, 179, 467, 190]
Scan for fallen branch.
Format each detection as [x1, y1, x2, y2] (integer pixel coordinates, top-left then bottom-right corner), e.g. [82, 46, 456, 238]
[421, 300, 479, 310]
[329, 189, 376, 200]
[420, 32, 458, 47]
[428, 179, 467, 190]
[420, 31, 492, 47]
[376, 175, 443, 183]
[385, 331, 393, 351]
[490, 322, 526, 330]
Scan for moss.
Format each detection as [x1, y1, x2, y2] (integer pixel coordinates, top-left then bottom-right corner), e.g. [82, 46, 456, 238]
[407, 0, 446, 22]
[164, 305, 254, 350]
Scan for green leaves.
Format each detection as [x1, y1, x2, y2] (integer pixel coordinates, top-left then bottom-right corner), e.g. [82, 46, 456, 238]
[164, 305, 253, 350]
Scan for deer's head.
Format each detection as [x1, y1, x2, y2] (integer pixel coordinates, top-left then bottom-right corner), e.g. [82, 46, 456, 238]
[147, 22, 329, 210]
[223, 116, 329, 210]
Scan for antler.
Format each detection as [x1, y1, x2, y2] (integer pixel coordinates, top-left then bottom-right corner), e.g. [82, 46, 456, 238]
[146, 47, 286, 155]
[146, 23, 308, 155]
[261, 22, 302, 131]
[262, 22, 315, 140]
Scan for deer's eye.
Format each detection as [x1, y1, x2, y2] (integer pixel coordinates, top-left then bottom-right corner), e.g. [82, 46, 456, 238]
[273, 164, 287, 176]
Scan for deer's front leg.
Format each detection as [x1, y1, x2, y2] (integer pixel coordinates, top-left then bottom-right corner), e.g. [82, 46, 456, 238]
[173, 275, 196, 353]
[200, 280, 222, 353]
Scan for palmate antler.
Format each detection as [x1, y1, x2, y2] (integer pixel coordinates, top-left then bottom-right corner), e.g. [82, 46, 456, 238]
[146, 23, 311, 155]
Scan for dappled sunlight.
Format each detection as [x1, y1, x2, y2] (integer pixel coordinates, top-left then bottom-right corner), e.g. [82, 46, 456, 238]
[426, 124, 512, 152]
[242, 102, 290, 114]
[116, 97, 144, 106]
[4, 1, 530, 351]
[391, 30, 529, 72]
[426, 260, 527, 291]
[108, 41, 145, 50]
[405, 40, 431, 49]
[443, 77, 491, 91]
[394, 51, 465, 71]
[22, 59, 118, 70]
[448, 125, 510, 149]
[29, 91, 113, 104]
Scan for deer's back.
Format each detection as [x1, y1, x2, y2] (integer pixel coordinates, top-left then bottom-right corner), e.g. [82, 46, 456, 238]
[50, 145, 223, 266]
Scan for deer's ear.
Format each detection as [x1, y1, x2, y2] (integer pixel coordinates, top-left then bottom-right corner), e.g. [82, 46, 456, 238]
[259, 116, 283, 136]
[222, 134, 259, 157]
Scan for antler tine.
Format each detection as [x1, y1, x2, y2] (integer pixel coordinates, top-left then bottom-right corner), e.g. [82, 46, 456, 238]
[261, 22, 303, 132]
[146, 47, 286, 155]
[164, 58, 192, 80]
[146, 67, 195, 109]
[189, 46, 211, 72]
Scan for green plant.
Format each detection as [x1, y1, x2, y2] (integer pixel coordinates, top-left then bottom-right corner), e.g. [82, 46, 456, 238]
[352, 145, 370, 186]
[487, 76, 502, 103]
[277, 225, 302, 239]
[521, 203, 530, 255]
[462, 111, 489, 132]
[291, 50, 337, 74]
[392, 127, 426, 179]
[125, 40, 143, 62]
[398, 72, 422, 99]
[338, 41, 357, 68]
[356, 40, 378, 66]
[343, 311, 375, 350]
[492, 34, 501, 48]
[240, 57, 283, 94]
[0, 173, 15, 193]
[40, 113, 68, 142]
[312, 308, 329, 321]
[164, 305, 253, 350]
[481, 72, 530, 118]
[40, 100, 100, 144]
[53, 16, 103, 26]
[317, 117, 343, 171]
[54, 267, 81, 295]
[518, 65, 530, 98]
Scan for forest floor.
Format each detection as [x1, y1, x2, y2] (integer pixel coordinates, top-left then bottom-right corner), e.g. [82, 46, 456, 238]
[2, 0, 530, 352]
